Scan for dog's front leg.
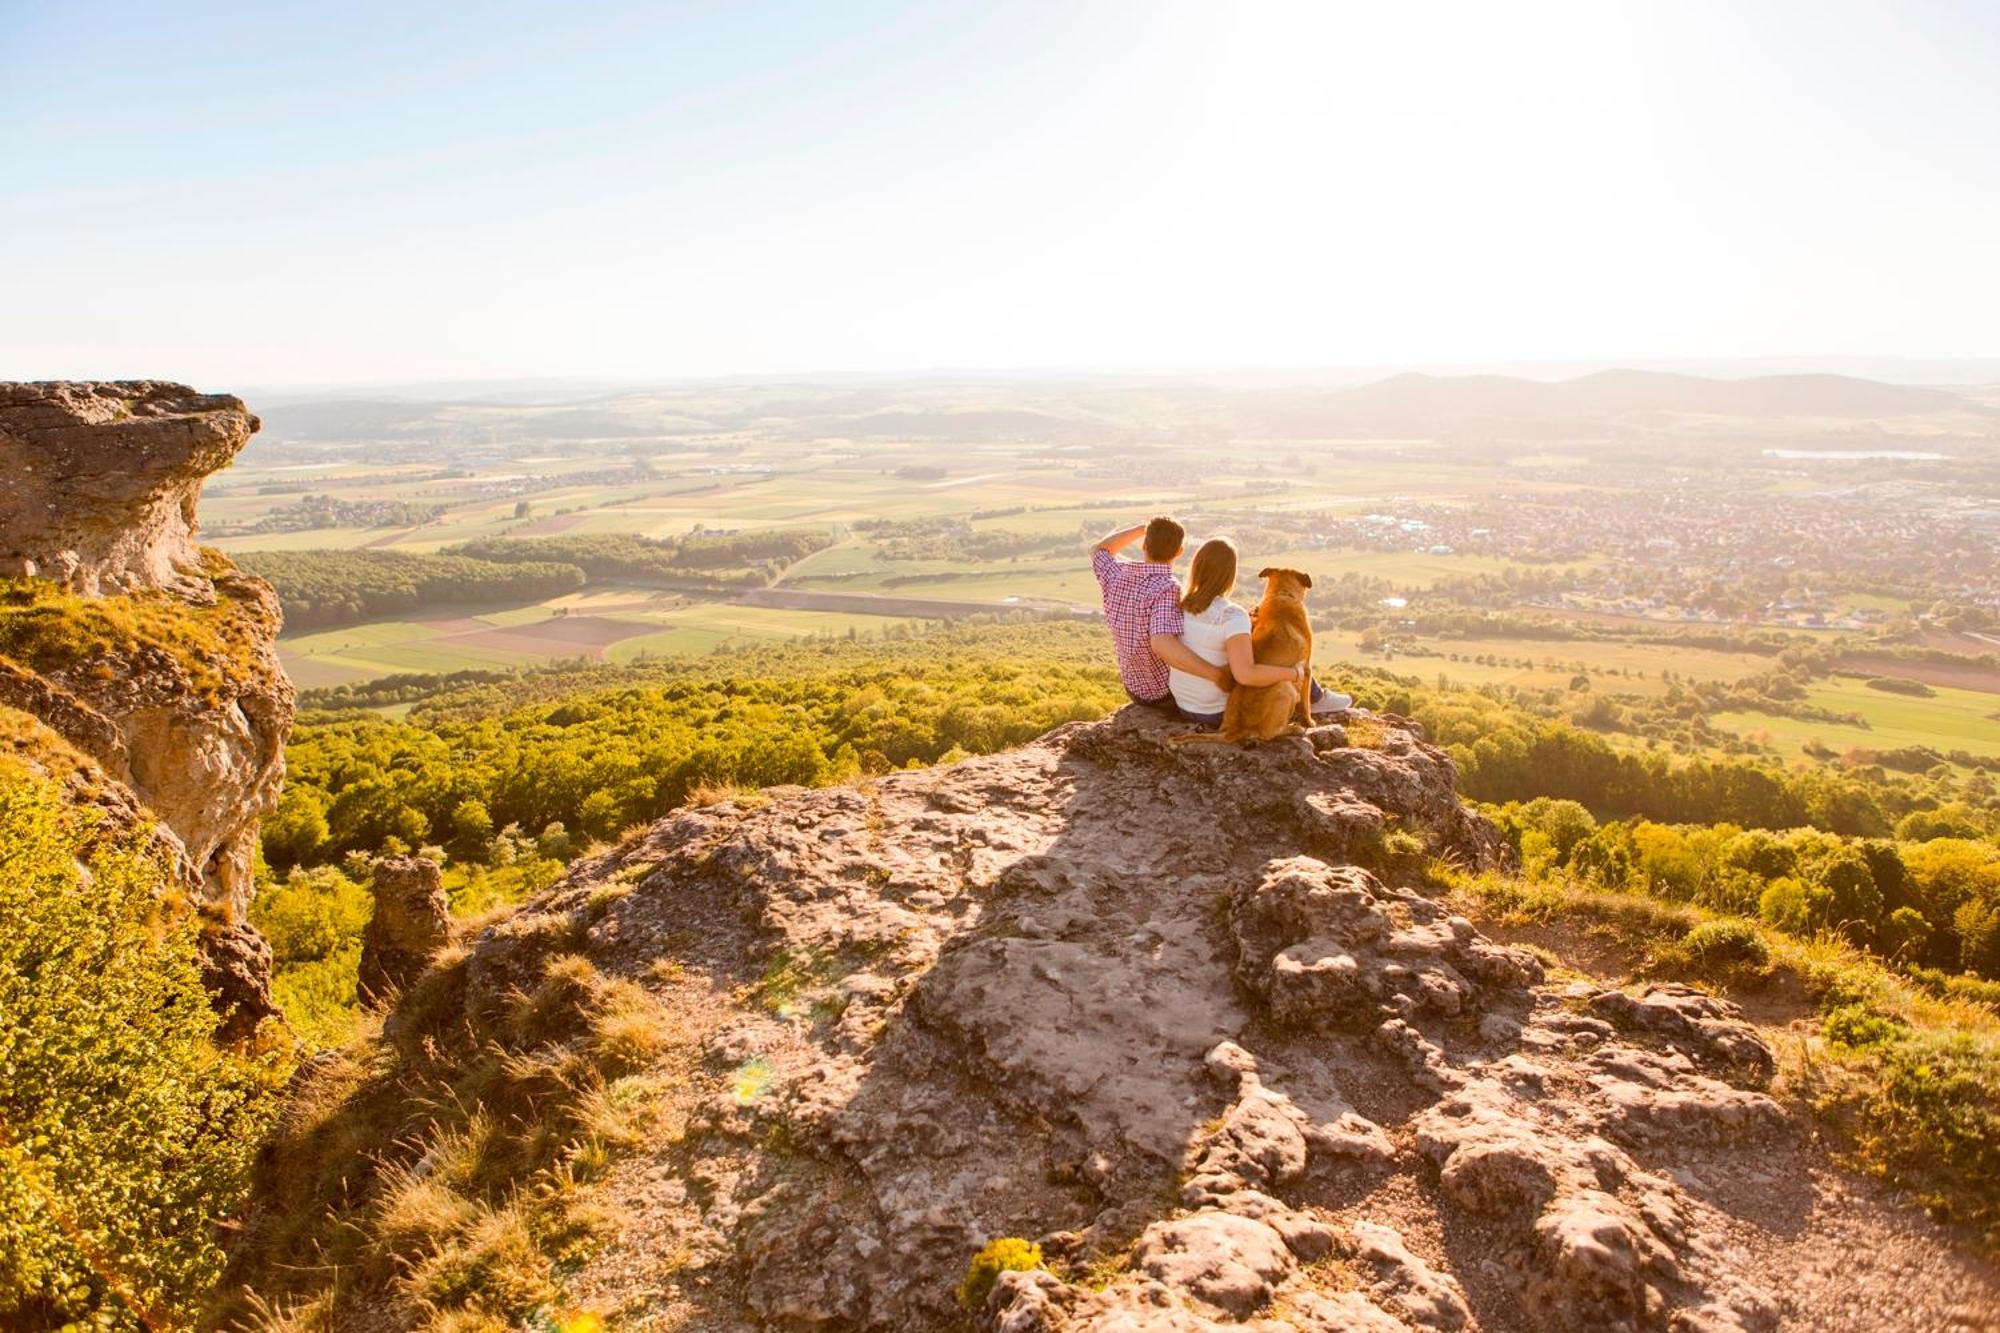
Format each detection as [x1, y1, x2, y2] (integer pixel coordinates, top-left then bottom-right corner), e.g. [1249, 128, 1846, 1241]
[1297, 647, 1314, 728]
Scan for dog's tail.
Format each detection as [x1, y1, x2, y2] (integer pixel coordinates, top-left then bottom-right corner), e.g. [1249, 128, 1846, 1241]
[1168, 731, 1235, 746]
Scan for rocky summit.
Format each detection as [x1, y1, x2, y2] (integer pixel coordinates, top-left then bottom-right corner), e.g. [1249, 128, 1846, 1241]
[262, 708, 1997, 1330]
[0, 381, 292, 1034]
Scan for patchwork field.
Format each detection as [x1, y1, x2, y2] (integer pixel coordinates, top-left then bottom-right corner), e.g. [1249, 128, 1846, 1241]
[277, 590, 936, 688]
[1345, 633, 1780, 697]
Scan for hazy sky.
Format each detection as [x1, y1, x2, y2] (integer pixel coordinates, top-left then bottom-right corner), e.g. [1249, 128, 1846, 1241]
[4, 0, 1998, 386]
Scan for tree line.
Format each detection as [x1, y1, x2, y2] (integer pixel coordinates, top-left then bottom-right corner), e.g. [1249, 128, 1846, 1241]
[237, 529, 843, 632]
[234, 549, 586, 630]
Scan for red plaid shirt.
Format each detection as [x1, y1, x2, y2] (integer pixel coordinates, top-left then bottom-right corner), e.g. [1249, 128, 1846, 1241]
[1092, 548, 1184, 701]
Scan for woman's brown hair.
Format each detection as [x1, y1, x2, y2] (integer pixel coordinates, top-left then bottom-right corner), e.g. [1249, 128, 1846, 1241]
[1182, 537, 1236, 615]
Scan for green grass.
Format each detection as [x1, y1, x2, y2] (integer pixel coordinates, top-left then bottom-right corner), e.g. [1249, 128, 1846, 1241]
[0, 571, 278, 705]
[1713, 676, 2000, 761]
[209, 526, 387, 553]
[1338, 631, 1776, 696]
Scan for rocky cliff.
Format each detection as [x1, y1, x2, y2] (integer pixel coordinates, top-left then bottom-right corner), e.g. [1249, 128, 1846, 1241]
[234, 709, 1998, 1330]
[0, 381, 292, 1034]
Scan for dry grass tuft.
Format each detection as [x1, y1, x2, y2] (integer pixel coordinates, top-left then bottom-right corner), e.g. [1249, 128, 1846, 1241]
[218, 939, 694, 1330]
[683, 779, 768, 810]
[1342, 715, 1391, 749]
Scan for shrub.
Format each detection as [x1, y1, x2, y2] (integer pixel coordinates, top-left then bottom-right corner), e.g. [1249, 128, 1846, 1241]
[1758, 877, 1812, 933]
[1880, 906, 1934, 962]
[1954, 896, 2000, 976]
[1662, 918, 1771, 977]
[1845, 1028, 2000, 1236]
[957, 1238, 1043, 1311]
[0, 777, 282, 1327]
[253, 865, 372, 965]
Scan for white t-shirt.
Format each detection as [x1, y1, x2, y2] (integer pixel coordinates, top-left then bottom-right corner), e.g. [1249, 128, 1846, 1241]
[1169, 597, 1253, 715]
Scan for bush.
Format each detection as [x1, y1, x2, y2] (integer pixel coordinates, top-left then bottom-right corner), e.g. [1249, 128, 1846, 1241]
[1661, 918, 1770, 977]
[253, 865, 372, 964]
[957, 1237, 1043, 1311]
[1758, 877, 1812, 933]
[0, 777, 282, 1327]
[1847, 1028, 2000, 1237]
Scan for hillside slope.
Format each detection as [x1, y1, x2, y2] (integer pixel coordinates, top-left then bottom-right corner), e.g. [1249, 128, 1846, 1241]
[231, 710, 1997, 1330]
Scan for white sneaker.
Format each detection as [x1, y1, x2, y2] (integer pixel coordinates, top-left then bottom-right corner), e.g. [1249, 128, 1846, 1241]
[1311, 689, 1353, 715]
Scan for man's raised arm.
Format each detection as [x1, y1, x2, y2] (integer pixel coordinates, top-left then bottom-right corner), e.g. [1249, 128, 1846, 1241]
[1093, 522, 1148, 555]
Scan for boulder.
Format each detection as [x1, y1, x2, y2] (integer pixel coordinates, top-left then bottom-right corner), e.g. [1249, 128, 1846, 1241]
[359, 856, 452, 1003]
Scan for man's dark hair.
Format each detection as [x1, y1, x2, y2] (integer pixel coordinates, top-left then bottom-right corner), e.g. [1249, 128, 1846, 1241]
[1142, 515, 1185, 562]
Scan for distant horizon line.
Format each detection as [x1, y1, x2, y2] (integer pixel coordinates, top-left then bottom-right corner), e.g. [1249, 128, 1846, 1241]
[219, 354, 2000, 401]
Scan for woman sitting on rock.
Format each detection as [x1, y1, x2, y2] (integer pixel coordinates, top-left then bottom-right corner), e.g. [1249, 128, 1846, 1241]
[1167, 537, 1352, 729]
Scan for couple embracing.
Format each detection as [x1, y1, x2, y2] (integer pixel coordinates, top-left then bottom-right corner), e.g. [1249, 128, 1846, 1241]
[1090, 515, 1351, 731]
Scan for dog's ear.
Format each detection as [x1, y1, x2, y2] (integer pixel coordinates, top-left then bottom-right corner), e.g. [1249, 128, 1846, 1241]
[1257, 567, 1277, 580]
[1296, 571, 1313, 588]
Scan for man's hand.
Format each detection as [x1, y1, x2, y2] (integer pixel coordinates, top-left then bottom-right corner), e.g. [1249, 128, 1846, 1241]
[1093, 522, 1149, 555]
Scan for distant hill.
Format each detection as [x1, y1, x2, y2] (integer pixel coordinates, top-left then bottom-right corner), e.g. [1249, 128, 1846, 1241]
[818, 406, 1100, 441]
[1258, 369, 1977, 437]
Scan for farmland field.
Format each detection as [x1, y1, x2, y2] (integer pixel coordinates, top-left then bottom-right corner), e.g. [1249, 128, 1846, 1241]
[1710, 676, 2000, 762]
[1346, 633, 1779, 697]
[275, 589, 936, 688]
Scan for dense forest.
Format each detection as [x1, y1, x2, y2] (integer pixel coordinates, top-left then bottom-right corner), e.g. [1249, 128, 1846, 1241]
[233, 550, 586, 630]
[450, 528, 837, 585]
[234, 529, 843, 632]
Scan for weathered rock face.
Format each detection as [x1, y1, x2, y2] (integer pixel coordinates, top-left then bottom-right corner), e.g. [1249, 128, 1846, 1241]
[358, 856, 452, 1004]
[0, 380, 261, 599]
[0, 381, 291, 1030]
[302, 705, 1995, 1333]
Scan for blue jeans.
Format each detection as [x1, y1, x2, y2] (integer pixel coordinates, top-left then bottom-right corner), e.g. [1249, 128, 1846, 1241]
[1126, 686, 1180, 714]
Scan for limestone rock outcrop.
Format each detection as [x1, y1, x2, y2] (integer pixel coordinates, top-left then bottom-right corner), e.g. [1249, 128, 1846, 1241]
[0, 381, 292, 1032]
[358, 855, 452, 1004]
[254, 707, 2000, 1329]
[1, 380, 262, 599]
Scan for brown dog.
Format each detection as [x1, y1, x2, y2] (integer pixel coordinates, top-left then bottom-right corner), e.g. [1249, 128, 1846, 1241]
[1171, 567, 1314, 745]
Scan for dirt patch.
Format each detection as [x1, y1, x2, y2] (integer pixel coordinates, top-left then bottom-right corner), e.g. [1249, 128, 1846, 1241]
[1726, 964, 1817, 1030]
[513, 512, 585, 537]
[449, 615, 659, 657]
[414, 616, 495, 634]
[1474, 913, 1649, 983]
[1836, 653, 2000, 695]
